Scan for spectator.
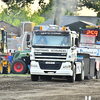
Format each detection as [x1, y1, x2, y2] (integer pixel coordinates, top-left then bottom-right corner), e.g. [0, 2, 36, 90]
[38, 36, 47, 44]
[12, 50, 17, 56]
[8, 52, 13, 63]
[85, 37, 93, 44]
[21, 53, 31, 72]
[4, 50, 11, 59]
[61, 37, 69, 45]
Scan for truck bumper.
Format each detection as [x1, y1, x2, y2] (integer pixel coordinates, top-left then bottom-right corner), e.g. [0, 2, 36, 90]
[30, 61, 73, 76]
[31, 69, 73, 76]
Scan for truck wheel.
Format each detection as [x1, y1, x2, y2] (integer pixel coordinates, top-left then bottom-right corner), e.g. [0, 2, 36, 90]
[11, 60, 28, 74]
[31, 75, 39, 81]
[0, 62, 3, 74]
[67, 66, 76, 83]
[76, 62, 84, 81]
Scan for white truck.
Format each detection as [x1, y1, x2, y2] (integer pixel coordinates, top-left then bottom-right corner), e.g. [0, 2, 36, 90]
[77, 25, 100, 79]
[29, 25, 85, 82]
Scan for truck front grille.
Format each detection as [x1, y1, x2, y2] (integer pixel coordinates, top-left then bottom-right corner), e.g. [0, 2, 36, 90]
[39, 61, 62, 70]
[34, 52, 67, 61]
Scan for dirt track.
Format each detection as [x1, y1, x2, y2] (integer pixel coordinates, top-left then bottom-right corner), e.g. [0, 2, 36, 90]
[0, 75, 100, 100]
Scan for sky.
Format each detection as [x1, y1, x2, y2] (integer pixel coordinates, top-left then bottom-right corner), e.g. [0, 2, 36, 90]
[77, 7, 97, 16]
[0, 0, 97, 16]
[30, 0, 49, 13]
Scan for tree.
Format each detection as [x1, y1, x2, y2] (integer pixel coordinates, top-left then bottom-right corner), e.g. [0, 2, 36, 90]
[0, 5, 45, 27]
[1, 0, 80, 21]
[38, 0, 80, 21]
[30, 11, 45, 26]
[1, 0, 47, 22]
[80, 0, 100, 17]
[2, 0, 34, 8]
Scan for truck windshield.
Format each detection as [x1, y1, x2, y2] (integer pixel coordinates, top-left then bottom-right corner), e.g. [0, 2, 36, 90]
[80, 34, 95, 44]
[33, 31, 71, 46]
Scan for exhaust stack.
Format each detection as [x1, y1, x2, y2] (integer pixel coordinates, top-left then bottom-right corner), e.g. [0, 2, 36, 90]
[54, 7, 61, 25]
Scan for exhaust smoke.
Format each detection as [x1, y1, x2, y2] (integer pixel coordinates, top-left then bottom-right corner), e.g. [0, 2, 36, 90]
[53, 0, 79, 25]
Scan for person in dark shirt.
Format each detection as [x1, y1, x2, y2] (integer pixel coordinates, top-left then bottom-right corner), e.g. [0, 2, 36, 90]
[21, 53, 31, 71]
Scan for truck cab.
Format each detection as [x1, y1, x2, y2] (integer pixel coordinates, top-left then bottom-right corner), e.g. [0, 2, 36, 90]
[30, 25, 84, 82]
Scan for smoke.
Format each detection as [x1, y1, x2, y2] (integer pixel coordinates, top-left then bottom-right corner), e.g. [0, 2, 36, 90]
[53, 0, 79, 25]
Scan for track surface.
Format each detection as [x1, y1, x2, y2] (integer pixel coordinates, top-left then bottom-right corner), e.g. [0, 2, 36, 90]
[0, 75, 100, 100]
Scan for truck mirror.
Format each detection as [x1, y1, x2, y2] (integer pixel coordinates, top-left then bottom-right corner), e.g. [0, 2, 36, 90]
[27, 41, 31, 48]
[27, 41, 30, 45]
[75, 38, 78, 47]
[26, 34, 30, 41]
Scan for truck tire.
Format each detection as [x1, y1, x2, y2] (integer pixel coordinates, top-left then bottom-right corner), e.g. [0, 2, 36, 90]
[11, 59, 28, 74]
[67, 65, 76, 83]
[31, 75, 39, 81]
[76, 66, 84, 81]
[0, 62, 3, 74]
[76, 62, 84, 81]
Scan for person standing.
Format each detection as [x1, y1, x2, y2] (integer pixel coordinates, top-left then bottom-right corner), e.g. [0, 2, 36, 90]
[38, 37, 47, 44]
[4, 50, 11, 59]
[61, 37, 69, 45]
[22, 53, 31, 72]
[85, 37, 93, 44]
[8, 52, 13, 63]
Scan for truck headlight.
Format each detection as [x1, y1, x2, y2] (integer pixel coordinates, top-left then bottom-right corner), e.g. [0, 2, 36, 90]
[31, 64, 38, 67]
[63, 65, 71, 68]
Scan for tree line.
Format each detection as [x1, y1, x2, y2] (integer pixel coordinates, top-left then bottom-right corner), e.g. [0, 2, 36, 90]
[0, 0, 100, 27]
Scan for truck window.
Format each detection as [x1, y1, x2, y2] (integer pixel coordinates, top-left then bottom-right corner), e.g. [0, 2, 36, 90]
[80, 34, 95, 44]
[33, 32, 71, 46]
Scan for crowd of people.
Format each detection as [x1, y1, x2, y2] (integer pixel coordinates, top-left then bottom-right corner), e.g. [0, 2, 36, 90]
[4, 50, 13, 63]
